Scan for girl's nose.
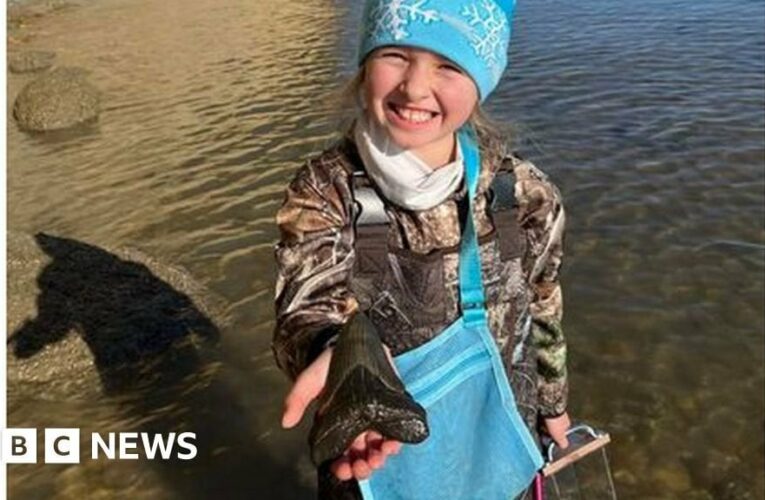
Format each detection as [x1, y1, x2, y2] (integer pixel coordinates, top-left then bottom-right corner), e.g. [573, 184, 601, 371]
[399, 63, 431, 101]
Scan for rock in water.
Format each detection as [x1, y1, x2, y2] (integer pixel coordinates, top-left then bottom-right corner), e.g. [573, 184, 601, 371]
[8, 50, 56, 73]
[13, 66, 100, 131]
[308, 314, 428, 465]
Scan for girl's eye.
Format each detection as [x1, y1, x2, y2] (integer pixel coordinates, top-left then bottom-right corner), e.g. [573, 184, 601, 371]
[441, 64, 462, 73]
[381, 52, 407, 61]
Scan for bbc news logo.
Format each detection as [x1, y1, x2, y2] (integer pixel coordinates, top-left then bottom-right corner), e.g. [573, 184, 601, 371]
[1, 429, 197, 463]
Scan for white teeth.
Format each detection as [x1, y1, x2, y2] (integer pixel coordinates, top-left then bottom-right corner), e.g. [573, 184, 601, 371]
[395, 105, 434, 123]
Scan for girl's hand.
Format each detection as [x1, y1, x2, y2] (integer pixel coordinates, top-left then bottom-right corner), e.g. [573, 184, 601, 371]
[542, 412, 571, 449]
[281, 346, 402, 481]
[329, 430, 402, 481]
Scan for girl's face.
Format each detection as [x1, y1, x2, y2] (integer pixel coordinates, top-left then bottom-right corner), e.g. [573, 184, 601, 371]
[362, 46, 479, 167]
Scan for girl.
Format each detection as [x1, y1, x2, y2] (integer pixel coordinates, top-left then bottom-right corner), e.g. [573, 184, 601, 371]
[274, 0, 571, 498]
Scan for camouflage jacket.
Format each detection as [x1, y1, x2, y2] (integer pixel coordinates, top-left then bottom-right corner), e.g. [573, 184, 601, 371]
[272, 127, 568, 418]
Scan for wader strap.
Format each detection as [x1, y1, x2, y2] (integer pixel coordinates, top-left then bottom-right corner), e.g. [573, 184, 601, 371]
[353, 180, 390, 226]
[490, 167, 525, 259]
[457, 128, 487, 326]
[350, 168, 390, 279]
[490, 169, 516, 210]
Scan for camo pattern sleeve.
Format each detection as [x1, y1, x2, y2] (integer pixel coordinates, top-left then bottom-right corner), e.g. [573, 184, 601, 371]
[513, 157, 569, 418]
[272, 149, 358, 381]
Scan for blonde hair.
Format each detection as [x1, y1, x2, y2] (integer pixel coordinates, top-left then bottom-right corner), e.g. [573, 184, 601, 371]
[326, 65, 512, 147]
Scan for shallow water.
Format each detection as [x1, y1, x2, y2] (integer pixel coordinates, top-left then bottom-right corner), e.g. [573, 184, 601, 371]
[6, 0, 764, 498]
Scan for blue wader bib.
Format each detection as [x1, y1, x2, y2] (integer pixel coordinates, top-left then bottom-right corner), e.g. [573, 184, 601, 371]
[357, 128, 543, 500]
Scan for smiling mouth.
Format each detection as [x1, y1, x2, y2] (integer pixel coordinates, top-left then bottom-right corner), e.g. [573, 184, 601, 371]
[387, 102, 439, 124]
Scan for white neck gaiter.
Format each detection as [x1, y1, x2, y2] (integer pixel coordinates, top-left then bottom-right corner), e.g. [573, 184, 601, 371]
[353, 115, 464, 211]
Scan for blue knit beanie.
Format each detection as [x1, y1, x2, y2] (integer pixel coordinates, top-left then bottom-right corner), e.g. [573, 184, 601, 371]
[358, 0, 516, 102]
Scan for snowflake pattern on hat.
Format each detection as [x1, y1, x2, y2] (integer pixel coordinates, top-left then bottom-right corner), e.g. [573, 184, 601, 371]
[367, 0, 440, 41]
[461, 0, 508, 67]
[366, 0, 507, 67]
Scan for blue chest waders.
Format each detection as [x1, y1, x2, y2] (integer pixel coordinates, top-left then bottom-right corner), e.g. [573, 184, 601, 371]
[357, 128, 544, 500]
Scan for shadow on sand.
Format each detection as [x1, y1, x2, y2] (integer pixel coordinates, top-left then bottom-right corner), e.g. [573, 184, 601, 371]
[8, 233, 312, 499]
